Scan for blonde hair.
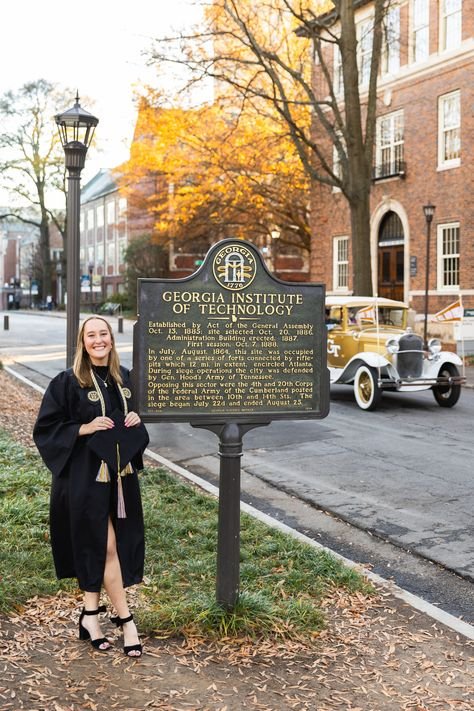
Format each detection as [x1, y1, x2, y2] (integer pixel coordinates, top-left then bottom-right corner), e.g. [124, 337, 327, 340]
[73, 316, 123, 388]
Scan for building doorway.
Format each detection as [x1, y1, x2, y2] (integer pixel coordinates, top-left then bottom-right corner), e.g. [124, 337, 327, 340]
[377, 211, 405, 301]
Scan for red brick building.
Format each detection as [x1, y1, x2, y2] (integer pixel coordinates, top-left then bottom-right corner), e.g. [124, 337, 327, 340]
[308, 0, 473, 326]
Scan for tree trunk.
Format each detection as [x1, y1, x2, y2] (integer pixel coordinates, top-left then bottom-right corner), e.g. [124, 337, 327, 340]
[40, 214, 52, 301]
[349, 190, 373, 295]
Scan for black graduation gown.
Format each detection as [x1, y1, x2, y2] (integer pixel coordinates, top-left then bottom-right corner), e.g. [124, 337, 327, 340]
[33, 366, 149, 592]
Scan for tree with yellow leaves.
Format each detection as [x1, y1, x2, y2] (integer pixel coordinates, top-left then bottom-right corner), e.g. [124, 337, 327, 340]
[149, 0, 388, 295]
[118, 92, 310, 262]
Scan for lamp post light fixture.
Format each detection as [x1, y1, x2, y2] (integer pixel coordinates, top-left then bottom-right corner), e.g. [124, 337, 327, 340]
[55, 93, 98, 367]
[422, 202, 436, 349]
[270, 227, 281, 275]
[88, 260, 95, 312]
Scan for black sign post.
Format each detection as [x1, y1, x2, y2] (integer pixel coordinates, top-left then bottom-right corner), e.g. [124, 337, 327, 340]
[133, 239, 329, 609]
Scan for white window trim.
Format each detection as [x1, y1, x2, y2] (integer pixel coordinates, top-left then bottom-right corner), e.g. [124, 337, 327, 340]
[437, 90, 461, 170]
[439, 0, 462, 53]
[333, 236, 350, 291]
[410, 0, 430, 64]
[437, 222, 460, 291]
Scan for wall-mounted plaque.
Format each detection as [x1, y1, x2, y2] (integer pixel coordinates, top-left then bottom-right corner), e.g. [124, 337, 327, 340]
[133, 239, 329, 423]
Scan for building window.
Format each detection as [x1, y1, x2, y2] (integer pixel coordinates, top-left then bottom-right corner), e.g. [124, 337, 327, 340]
[118, 198, 127, 239]
[438, 91, 460, 168]
[382, 6, 400, 74]
[107, 242, 116, 272]
[333, 236, 349, 291]
[87, 208, 94, 231]
[334, 44, 343, 95]
[374, 110, 404, 179]
[412, 0, 429, 62]
[107, 201, 115, 225]
[97, 244, 104, 267]
[333, 145, 342, 187]
[332, 131, 345, 190]
[441, 0, 462, 51]
[358, 18, 373, 86]
[118, 240, 126, 266]
[118, 197, 127, 219]
[437, 223, 459, 289]
[96, 205, 104, 228]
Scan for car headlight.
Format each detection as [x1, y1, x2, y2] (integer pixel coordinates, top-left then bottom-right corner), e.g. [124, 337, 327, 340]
[386, 337, 399, 354]
[428, 338, 442, 354]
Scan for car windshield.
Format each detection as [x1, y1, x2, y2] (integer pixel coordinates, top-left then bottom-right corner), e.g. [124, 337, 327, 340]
[347, 306, 405, 328]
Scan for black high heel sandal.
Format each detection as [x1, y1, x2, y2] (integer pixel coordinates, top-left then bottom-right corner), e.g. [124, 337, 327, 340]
[110, 613, 142, 657]
[79, 605, 111, 651]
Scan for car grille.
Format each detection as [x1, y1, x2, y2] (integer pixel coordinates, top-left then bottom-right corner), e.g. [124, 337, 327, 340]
[397, 333, 424, 378]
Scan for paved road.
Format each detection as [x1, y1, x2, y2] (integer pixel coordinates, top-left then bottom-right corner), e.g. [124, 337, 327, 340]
[2, 310, 473, 622]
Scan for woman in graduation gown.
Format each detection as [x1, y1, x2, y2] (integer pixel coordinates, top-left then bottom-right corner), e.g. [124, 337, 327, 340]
[34, 316, 149, 657]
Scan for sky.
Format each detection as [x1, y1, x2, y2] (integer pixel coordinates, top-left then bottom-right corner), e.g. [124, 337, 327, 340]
[0, 0, 204, 187]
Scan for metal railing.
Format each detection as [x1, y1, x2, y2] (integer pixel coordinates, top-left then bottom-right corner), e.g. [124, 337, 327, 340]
[372, 159, 406, 181]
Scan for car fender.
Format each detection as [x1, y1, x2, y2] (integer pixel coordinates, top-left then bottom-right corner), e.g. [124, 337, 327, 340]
[330, 353, 391, 384]
[423, 351, 463, 376]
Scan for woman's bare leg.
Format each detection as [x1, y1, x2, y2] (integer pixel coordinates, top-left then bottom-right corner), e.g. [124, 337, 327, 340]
[103, 518, 141, 656]
[81, 590, 110, 650]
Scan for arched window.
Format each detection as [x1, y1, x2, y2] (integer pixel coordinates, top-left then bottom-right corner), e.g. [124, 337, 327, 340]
[378, 211, 404, 246]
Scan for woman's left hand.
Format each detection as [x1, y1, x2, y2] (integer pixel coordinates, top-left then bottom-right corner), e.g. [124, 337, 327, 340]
[124, 411, 141, 428]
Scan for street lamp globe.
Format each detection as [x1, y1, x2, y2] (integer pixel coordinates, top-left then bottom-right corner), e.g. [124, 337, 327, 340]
[55, 93, 98, 170]
[423, 202, 436, 223]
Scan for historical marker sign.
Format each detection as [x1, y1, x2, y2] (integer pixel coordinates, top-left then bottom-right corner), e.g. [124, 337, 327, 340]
[134, 239, 329, 423]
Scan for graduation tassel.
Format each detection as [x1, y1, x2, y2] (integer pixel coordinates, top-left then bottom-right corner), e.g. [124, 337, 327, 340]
[96, 460, 110, 483]
[116, 442, 127, 519]
[117, 473, 127, 519]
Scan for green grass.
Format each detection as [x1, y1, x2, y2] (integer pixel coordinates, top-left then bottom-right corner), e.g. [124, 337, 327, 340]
[0, 429, 372, 639]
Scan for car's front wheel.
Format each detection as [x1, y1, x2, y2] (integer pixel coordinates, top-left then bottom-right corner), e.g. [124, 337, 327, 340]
[353, 365, 381, 411]
[433, 363, 461, 407]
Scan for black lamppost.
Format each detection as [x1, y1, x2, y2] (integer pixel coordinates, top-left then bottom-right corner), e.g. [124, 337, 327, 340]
[423, 202, 436, 349]
[56, 261, 63, 307]
[55, 94, 98, 367]
[88, 260, 94, 312]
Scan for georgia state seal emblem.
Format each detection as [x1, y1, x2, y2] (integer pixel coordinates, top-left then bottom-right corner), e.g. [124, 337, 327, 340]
[212, 243, 256, 291]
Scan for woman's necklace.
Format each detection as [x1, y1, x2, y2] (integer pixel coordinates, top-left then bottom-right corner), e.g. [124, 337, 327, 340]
[93, 367, 110, 388]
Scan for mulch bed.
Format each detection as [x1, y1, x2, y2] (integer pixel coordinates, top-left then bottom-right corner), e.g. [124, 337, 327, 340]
[1, 368, 473, 710]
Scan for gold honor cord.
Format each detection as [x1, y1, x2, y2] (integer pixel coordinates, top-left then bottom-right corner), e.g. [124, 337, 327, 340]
[90, 370, 133, 518]
[90, 370, 130, 417]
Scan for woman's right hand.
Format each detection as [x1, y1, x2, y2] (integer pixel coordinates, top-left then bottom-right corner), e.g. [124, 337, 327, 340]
[79, 416, 115, 436]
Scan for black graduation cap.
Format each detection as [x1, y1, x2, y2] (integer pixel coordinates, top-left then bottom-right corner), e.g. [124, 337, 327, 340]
[87, 409, 149, 473]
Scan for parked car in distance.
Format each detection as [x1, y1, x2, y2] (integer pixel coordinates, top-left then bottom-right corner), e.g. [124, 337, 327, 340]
[325, 296, 465, 410]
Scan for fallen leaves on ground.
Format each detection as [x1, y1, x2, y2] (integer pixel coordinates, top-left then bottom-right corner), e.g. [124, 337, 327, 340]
[0, 368, 473, 710]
